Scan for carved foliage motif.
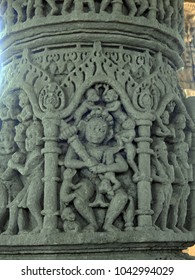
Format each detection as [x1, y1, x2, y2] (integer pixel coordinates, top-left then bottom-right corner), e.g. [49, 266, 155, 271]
[0, 43, 194, 235]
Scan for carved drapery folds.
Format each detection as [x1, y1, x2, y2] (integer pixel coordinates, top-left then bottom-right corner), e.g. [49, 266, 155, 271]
[0, 1, 195, 256]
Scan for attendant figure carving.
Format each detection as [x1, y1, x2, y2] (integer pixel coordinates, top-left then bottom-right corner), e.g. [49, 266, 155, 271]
[0, 129, 17, 233]
[74, 88, 100, 125]
[151, 139, 174, 231]
[115, 117, 139, 182]
[5, 121, 44, 234]
[103, 89, 127, 124]
[17, 91, 33, 126]
[62, 0, 95, 14]
[134, 0, 149, 17]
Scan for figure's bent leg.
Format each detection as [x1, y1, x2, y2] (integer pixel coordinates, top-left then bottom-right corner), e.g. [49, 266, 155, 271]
[27, 180, 43, 233]
[136, 0, 149, 16]
[103, 189, 128, 232]
[100, 0, 110, 12]
[124, 197, 135, 230]
[159, 185, 172, 231]
[46, 0, 58, 15]
[2, 205, 19, 235]
[0, 185, 8, 233]
[126, 0, 137, 17]
[61, 0, 72, 14]
[18, 208, 28, 234]
[74, 197, 98, 231]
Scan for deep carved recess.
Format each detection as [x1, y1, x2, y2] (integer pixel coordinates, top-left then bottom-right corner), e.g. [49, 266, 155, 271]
[0, 1, 195, 259]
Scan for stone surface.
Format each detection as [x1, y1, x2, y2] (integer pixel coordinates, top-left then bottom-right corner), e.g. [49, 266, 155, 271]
[0, 0, 194, 259]
[180, 1, 195, 95]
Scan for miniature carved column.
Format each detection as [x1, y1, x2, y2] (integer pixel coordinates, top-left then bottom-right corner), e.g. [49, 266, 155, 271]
[136, 118, 154, 228]
[180, 1, 195, 231]
[38, 83, 65, 233]
[42, 116, 61, 233]
[180, 1, 195, 94]
[184, 97, 195, 231]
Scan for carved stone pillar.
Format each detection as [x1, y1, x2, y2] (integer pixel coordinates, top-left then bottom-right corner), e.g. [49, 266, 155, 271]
[136, 118, 154, 229]
[184, 97, 195, 231]
[0, 0, 194, 260]
[41, 117, 61, 233]
[180, 1, 195, 95]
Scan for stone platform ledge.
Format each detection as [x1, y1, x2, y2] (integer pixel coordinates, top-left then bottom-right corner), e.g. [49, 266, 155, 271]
[0, 231, 194, 259]
[0, 230, 194, 246]
[0, 244, 194, 260]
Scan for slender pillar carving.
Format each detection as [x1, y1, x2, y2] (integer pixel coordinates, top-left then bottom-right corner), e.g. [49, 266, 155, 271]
[136, 119, 154, 228]
[184, 97, 195, 231]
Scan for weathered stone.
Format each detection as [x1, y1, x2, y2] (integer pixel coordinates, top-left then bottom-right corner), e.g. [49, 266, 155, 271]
[0, 0, 194, 259]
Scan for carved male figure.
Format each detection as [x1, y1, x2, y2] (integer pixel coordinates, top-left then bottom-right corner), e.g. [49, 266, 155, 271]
[0, 129, 16, 233]
[11, 0, 28, 23]
[103, 89, 127, 124]
[154, 110, 175, 139]
[62, 0, 95, 14]
[134, 0, 149, 17]
[169, 142, 191, 233]
[168, 144, 190, 233]
[64, 109, 128, 232]
[151, 139, 174, 231]
[1, 151, 26, 235]
[163, 0, 174, 27]
[115, 117, 139, 181]
[26, 0, 58, 18]
[74, 88, 100, 125]
[17, 91, 33, 125]
[0, 94, 20, 121]
[100, 0, 140, 17]
[6, 121, 44, 234]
